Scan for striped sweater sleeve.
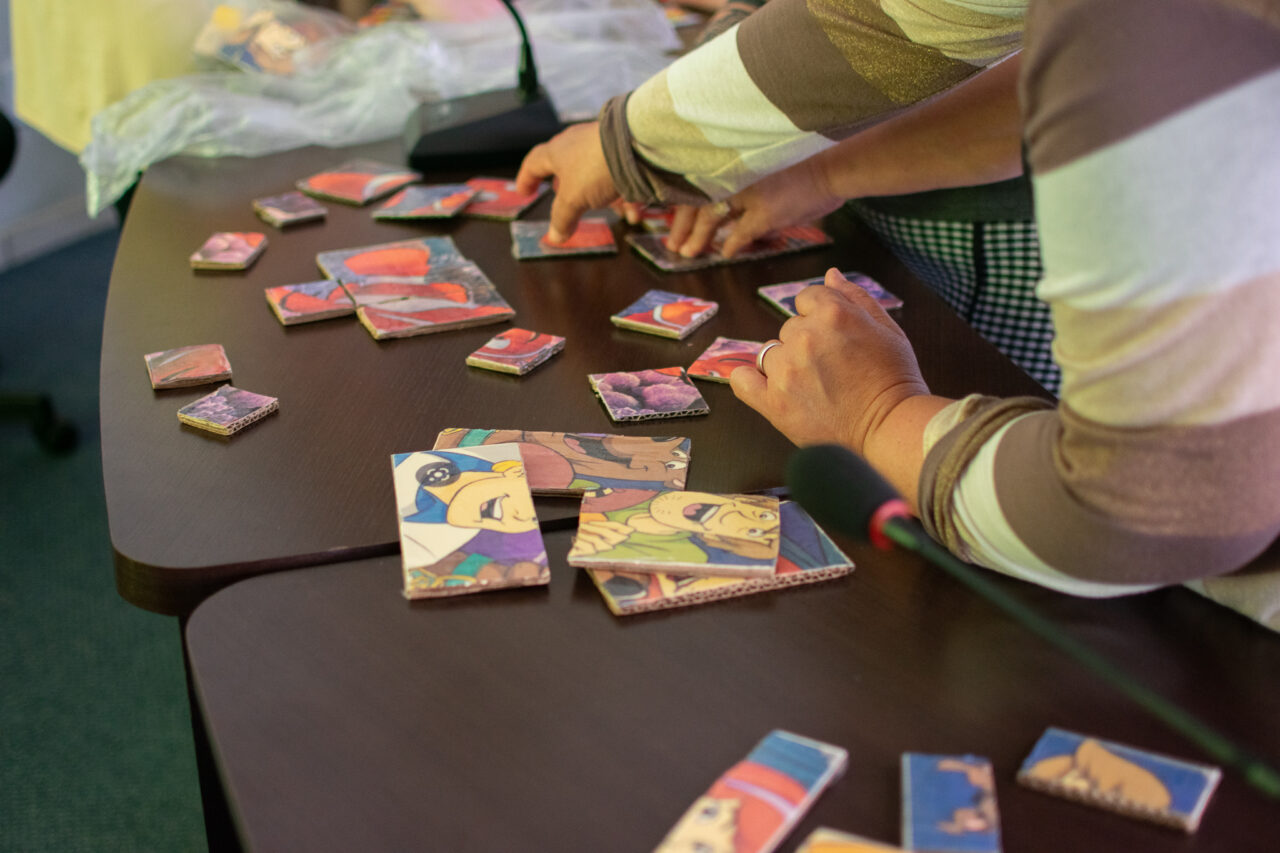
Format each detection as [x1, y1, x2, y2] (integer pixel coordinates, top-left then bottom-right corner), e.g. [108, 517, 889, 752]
[600, 0, 1027, 204]
[918, 0, 1280, 630]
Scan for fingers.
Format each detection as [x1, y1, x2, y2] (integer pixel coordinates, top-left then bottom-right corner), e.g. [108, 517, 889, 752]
[679, 205, 725, 257]
[719, 206, 767, 258]
[729, 361, 767, 410]
[546, 194, 589, 245]
[514, 143, 551, 196]
[665, 205, 698, 252]
[614, 200, 644, 226]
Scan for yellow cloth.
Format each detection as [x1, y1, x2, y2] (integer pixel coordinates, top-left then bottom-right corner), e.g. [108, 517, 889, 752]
[10, 0, 218, 153]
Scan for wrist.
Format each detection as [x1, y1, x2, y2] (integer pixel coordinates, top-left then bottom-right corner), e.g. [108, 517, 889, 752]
[856, 393, 954, 510]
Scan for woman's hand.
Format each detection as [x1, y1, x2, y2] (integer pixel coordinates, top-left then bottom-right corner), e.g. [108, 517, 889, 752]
[516, 121, 620, 244]
[730, 269, 928, 452]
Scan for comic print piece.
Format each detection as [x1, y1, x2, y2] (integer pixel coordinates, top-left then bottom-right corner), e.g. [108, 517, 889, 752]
[465, 328, 565, 375]
[390, 444, 550, 599]
[639, 206, 677, 233]
[589, 367, 709, 423]
[654, 730, 848, 853]
[626, 224, 833, 272]
[610, 289, 718, 340]
[901, 754, 1002, 853]
[190, 232, 267, 270]
[511, 218, 618, 259]
[176, 385, 278, 436]
[568, 488, 780, 579]
[144, 344, 232, 390]
[758, 272, 902, 317]
[588, 500, 853, 615]
[296, 159, 420, 205]
[372, 183, 478, 220]
[252, 191, 327, 228]
[343, 262, 515, 339]
[264, 280, 356, 325]
[316, 236, 462, 283]
[461, 177, 549, 220]
[1016, 728, 1221, 832]
[795, 829, 906, 852]
[433, 429, 691, 499]
[688, 337, 764, 383]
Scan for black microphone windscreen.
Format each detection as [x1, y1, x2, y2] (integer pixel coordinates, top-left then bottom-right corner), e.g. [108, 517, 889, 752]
[786, 444, 902, 541]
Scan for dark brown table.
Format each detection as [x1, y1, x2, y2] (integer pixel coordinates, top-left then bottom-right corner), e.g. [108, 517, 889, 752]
[100, 139, 1046, 617]
[185, 529, 1280, 852]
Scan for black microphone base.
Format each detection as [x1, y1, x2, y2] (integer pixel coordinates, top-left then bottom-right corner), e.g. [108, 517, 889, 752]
[404, 87, 564, 173]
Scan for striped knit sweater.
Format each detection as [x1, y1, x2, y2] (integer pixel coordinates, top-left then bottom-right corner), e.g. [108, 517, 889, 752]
[600, 0, 1027, 205]
[919, 0, 1280, 630]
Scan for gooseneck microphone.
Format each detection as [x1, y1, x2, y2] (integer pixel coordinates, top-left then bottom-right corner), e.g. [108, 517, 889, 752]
[404, 0, 563, 172]
[787, 444, 1280, 799]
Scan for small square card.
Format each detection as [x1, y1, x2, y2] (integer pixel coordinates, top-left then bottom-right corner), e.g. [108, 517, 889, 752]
[345, 262, 515, 340]
[433, 429, 691, 496]
[296, 159, 420, 205]
[654, 730, 848, 853]
[461, 177, 548, 220]
[569, 489, 780, 578]
[589, 367, 709, 422]
[190, 232, 267, 270]
[759, 271, 903, 317]
[902, 754, 1002, 853]
[466, 328, 565, 375]
[588, 500, 853, 615]
[795, 829, 905, 852]
[316, 236, 462, 283]
[511, 218, 618, 259]
[611, 290, 717, 340]
[391, 444, 550, 599]
[252, 191, 327, 228]
[373, 183, 478, 220]
[626, 224, 832, 273]
[264, 280, 356, 325]
[177, 385, 278, 436]
[639, 205, 676, 233]
[688, 337, 764, 382]
[145, 343, 232, 389]
[1016, 728, 1221, 832]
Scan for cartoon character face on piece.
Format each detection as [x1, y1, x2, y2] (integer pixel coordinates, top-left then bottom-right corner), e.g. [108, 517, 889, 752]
[411, 456, 537, 534]
[568, 434, 690, 489]
[648, 491, 778, 540]
[638, 491, 779, 559]
[656, 796, 741, 853]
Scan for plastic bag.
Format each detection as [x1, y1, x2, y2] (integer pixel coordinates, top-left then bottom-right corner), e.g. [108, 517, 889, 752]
[81, 0, 679, 215]
[192, 2, 355, 74]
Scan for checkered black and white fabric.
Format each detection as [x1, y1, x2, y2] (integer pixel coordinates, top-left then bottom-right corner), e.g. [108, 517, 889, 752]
[850, 203, 1059, 394]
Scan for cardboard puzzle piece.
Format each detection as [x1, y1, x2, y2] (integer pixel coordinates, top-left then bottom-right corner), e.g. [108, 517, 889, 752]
[390, 444, 550, 599]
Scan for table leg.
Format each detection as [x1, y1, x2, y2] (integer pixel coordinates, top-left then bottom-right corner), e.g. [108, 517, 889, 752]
[180, 619, 244, 853]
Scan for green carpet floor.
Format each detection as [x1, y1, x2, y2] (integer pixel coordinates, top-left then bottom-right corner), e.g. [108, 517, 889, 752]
[0, 229, 206, 851]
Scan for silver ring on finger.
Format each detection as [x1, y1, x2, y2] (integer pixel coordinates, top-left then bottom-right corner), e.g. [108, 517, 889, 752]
[756, 340, 782, 376]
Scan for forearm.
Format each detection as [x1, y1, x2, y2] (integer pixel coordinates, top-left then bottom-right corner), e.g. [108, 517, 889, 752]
[859, 395, 955, 512]
[604, 0, 1026, 204]
[815, 53, 1024, 202]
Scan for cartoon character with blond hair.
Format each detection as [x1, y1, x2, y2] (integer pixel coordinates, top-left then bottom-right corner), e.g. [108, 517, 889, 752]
[572, 490, 780, 570]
